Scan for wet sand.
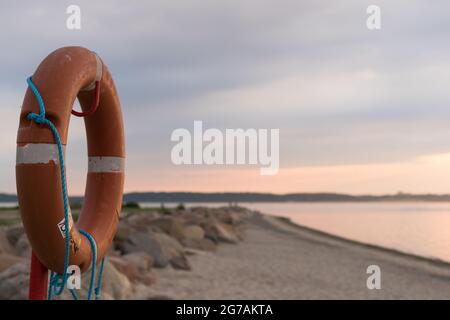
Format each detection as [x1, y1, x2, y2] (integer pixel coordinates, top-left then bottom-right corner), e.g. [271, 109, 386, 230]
[145, 212, 450, 299]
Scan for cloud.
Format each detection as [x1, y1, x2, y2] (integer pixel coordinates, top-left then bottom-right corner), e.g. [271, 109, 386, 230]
[2, 1, 450, 193]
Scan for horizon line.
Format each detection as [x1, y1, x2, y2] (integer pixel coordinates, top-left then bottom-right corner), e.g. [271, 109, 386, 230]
[2, 191, 450, 197]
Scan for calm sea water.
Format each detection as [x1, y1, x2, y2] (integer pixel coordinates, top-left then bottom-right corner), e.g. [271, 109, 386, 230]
[141, 201, 450, 262]
[0, 202, 18, 208]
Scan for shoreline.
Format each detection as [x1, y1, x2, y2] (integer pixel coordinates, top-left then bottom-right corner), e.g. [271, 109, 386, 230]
[144, 209, 450, 299]
[268, 213, 450, 269]
[2, 206, 450, 299]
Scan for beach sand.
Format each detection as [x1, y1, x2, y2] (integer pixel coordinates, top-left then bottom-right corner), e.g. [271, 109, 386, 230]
[145, 212, 450, 299]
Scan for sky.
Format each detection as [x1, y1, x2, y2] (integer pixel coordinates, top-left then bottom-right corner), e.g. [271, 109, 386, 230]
[2, 0, 450, 195]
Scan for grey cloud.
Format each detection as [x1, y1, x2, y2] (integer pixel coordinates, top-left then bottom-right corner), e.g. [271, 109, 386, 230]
[2, 0, 450, 191]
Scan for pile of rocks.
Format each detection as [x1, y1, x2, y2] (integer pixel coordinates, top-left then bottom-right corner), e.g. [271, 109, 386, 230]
[0, 206, 250, 299]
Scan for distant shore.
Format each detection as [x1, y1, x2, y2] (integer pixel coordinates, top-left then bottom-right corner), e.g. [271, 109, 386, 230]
[5, 191, 450, 204]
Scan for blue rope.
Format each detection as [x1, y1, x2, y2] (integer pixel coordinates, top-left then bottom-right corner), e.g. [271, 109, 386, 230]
[95, 257, 106, 300]
[79, 229, 97, 300]
[67, 230, 105, 300]
[69, 288, 78, 300]
[26, 76, 105, 300]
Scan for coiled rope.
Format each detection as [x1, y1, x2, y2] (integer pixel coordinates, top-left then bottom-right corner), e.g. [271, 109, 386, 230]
[26, 76, 105, 300]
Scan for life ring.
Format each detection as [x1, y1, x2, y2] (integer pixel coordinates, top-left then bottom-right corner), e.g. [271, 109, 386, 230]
[16, 47, 125, 274]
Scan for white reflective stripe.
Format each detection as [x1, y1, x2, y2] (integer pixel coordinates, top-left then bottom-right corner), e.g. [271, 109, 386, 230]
[16, 143, 65, 165]
[81, 52, 103, 91]
[88, 156, 125, 173]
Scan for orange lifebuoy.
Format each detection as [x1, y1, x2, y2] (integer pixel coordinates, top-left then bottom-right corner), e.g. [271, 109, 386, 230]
[16, 46, 125, 273]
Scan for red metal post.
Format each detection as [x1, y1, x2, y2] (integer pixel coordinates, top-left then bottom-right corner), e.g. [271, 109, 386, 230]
[28, 251, 48, 300]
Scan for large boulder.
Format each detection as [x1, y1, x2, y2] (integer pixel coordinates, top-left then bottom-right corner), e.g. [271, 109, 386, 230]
[107, 253, 156, 286]
[122, 252, 153, 273]
[204, 222, 239, 244]
[170, 255, 191, 270]
[108, 256, 141, 282]
[0, 228, 15, 255]
[148, 217, 185, 240]
[153, 233, 191, 270]
[216, 209, 242, 225]
[15, 234, 31, 257]
[5, 225, 24, 247]
[55, 260, 129, 300]
[181, 225, 205, 240]
[100, 260, 133, 299]
[116, 231, 187, 269]
[153, 232, 184, 254]
[0, 259, 133, 300]
[181, 238, 217, 252]
[116, 231, 168, 268]
[0, 254, 25, 272]
[182, 212, 208, 226]
[114, 222, 133, 242]
[0, 263, 29, 300]
[125, 212, 159, 228]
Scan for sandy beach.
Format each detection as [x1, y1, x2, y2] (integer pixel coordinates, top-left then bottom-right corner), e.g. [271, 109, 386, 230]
[144, 212, 450, 299]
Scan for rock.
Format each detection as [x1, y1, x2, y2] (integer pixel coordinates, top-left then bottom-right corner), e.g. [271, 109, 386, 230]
[0, 253, 25, 272]
[100, 260, 133, 299]
[125, 212, 159, 228]
[150, 233, 191, 270]
[218, 210, 242, 225]
[116, 231, 168, 267]
[148, 217, 185, 240]
[170, 255, 191, 270]
[181, 238, 217, 252]
[99, 292, 115, 300]
[5, 225, 24, 247]
[182, 212, 208, 226]
[107, 248, 122, 257]
[204, 222, 239, 244]
[108, 256, 141, 282]
[107, 254, 157, 288]
[115, 223, 133, 241]
[140, 273, 157, 286]
[153, 232, 184, 258]
[15, 234, 31, 257]
[234, 225, 246, 240]
[147, 294, 174, 300]
[122, 252, 153, 273]
[53, 260, 133, 300]
[189, 207, 210, 217]
[116, 231, 183, 268]
[151, 232, 191, 270]
[0, 263, 29, 300]
[182, 225, 205, 240]
[0, 228, 15, 255]
[131, 282, 162, 299]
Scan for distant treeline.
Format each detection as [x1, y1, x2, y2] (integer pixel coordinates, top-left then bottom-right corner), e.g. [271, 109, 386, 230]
[2, 192, 449, 204]
[119, 192, 450, 203]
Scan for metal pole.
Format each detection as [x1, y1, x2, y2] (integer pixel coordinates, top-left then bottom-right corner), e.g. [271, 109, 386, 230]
[28, 251, 48, 300]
